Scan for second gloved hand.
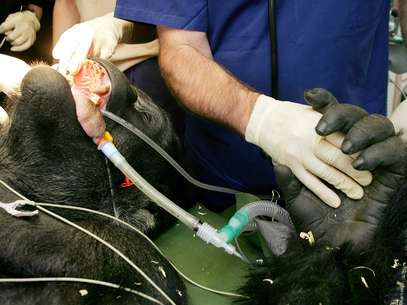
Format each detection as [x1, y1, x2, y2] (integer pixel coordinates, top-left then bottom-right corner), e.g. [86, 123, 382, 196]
[53, 13, 125, 76]
[0, 10, 40, 52]
[245, 95, 372, 208]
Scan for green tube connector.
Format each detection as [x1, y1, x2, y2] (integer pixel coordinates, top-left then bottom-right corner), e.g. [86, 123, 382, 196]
[218, 210, 250, 243]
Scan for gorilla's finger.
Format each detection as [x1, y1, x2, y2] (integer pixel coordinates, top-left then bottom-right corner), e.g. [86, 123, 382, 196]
[304, 88, 339, 112]
[304, 88, 368, 136]
[342, 114, 395, 155]
[274, 164, 302, 204]
[316, 104, 368, 136]
[352, 136, 406, 171]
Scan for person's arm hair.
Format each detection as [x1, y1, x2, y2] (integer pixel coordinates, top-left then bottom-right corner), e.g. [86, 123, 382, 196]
[157, 26, 259, 136]
[27, 4, 42, 20]
[52, 0, 80, 47]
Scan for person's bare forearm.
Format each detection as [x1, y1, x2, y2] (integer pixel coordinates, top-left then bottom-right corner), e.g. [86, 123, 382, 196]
[27, 4, 42, 20]
[53, 0, 80, 46]
[157, 27, 259, 136]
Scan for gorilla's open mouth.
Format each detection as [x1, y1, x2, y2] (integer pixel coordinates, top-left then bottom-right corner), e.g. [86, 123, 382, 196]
[67, 59, 111, 110]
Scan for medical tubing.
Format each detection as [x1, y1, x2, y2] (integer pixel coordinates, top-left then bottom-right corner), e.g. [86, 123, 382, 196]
[219, 200, 293, 242]
[101, 109, 240, 195]
[35, 204, 177, 305]
[0, 277, 163, 305]
[99, 140, 244, 260]
[0, 179, 249, 299]
[99, 140, 200, 230]
[32, 202, 249, 299]
[0, 180, 175, 305]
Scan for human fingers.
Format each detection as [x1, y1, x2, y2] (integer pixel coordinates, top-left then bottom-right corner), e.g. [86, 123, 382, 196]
[290, 162, 341, 208]
[303, 153, 364, 201]
[314, 138, 372, 186]
[10, 38, 33, 52]
[0, 22, 12, 34]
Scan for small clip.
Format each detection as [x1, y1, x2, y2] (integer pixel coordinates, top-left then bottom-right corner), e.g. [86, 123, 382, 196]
[121, 176, 134, 188]
[0, 199, 38, 218]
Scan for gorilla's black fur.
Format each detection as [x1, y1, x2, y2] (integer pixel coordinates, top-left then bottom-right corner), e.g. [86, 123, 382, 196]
[0, 64, 187, 305]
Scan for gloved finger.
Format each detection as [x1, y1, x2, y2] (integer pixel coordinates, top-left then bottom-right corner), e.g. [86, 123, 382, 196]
[274, 163, 302, 204]
[66, 32, 93, 75]
[0, 20, 14, 33]
[5, 30, 22, 43]
[324, 132, 344, 149]
[9, 34, 27, 46]
[304, 88, 339, 112]
[304, 154, 364, 201]
[314, 138, 372, 186]
[10, 39, 33, 52]
[72, 89, 106, 138]
[100, 46, 115, 60]
[53, 27, 86, 74]
[352, 136, 406, 171]
[0, 106, 9, 125]
[291, 162, 341, 208]
[341, 114, 395, 154]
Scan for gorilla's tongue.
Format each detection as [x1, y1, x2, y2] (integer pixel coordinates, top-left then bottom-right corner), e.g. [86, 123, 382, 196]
[69, 60, 111, 139]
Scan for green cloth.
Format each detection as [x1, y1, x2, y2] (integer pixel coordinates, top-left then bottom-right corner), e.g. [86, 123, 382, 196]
[155, 193, 263, 305]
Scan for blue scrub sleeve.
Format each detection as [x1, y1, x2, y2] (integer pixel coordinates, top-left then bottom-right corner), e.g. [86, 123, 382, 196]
[114, 0, 208, 32]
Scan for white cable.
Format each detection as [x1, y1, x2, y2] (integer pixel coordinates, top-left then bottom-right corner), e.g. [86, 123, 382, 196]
[0, 277, 163, 305]
[0, 179, 249, 299]
[0, 179, 175, 305]
[35, 205, 177, 305]
[33, 202, 249, 299]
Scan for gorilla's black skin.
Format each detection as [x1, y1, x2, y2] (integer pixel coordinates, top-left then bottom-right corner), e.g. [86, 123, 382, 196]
[0, 64, 187, 305]
[237, 89, 407, 305]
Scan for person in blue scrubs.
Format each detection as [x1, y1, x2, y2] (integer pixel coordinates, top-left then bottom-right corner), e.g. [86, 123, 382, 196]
[110, 0, 390, 210]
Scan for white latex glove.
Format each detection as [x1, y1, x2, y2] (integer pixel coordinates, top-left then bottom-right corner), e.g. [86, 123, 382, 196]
[53, 13, 123, 76]
[0, 10, 40, 52]
[0, 54, 31, 95]
[390, 101, 407, 145]
[245, 95, 372, 208]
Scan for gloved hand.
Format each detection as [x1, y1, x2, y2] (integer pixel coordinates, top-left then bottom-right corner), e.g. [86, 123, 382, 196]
[390, 101, 407, 145]
[245, 95, 372, 208]
[0, 10, 40, 52]
[276, 88, 407, 250]
[53, 13, 125, 76]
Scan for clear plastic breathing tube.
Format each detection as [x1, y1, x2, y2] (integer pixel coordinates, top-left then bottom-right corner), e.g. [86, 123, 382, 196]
[98, 137, 244, 260]
[101, 109, 241, 195]
[218, 200, 294, 243]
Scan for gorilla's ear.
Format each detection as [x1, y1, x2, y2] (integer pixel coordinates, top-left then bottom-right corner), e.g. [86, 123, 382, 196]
[0, 54, 31, 97]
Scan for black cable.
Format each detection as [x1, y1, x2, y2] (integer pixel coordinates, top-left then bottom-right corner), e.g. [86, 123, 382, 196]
[268, 0, 279, 98]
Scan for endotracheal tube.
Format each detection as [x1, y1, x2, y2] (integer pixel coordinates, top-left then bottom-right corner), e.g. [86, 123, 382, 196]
[97, 132, 244, 261]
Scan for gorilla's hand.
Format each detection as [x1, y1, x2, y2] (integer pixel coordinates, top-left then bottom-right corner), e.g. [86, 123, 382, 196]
[276, 88, 407, 250]
[305, 88, 397, 171]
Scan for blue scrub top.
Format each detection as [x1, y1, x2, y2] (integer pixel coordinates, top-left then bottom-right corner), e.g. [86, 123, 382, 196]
[115, 0, 389, 209]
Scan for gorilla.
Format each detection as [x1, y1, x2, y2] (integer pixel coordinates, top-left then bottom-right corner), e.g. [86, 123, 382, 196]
[0, 55, 187, 305]
[238, 89, 407, 305]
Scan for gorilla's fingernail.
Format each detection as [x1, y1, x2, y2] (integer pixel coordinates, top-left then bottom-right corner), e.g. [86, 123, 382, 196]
[342, 140, 353, 153]
[352, 158, 364, 169]
[316, 121, 328, 135]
